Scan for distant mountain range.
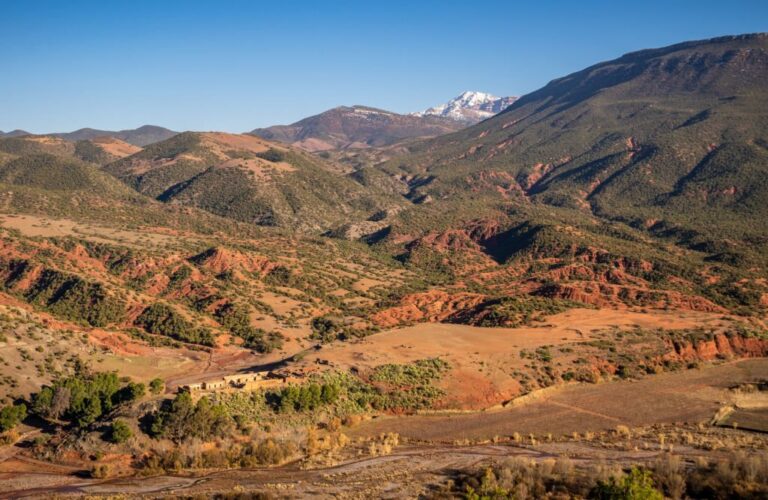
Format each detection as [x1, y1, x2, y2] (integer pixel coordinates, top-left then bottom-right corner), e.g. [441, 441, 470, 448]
[3, 93, 515, 152]
[411, 91, 518, 124]
[0, 130, 31, 138]
[0, 125, 176, 146]
[50, 125, 177, 147]
[250, 105, 463, 151]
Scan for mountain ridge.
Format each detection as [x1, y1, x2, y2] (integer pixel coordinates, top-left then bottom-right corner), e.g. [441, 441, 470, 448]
[51, 124, 177, 146]
[250, 105, 463, 151]
[412, 90, 518, 123]
[103, 131, 401, 231]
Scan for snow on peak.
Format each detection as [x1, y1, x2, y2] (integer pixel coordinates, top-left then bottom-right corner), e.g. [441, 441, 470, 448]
[412, 91, 518, 124]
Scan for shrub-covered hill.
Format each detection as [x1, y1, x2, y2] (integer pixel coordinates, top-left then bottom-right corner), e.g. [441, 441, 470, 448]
[104, 132, 402, 231]
[0, 146, 286, 235]
[0, 153, 136, 195]
[373, 34, 768, 251]
[0, 133, 142, 167]
[339, 34, 768, 315]
[51, 124, 177, 147]
[0, 135, 75, 160]
[73, 136, 142, 165]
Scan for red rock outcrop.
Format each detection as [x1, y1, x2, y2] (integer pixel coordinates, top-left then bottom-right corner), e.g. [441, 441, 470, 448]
[663, 333, 768, 362]
[372, 290, 487, 327]
[191, 247, 279, 276]
[538, 282, 725, 312]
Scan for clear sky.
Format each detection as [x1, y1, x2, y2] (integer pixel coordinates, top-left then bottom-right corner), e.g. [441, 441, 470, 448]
[1, 0, 766, 133]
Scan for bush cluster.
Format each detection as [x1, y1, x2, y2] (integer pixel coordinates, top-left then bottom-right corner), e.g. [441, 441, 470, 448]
[135, 303, 214, 346]
[267, 382, 341, 413]
[148, 391, 233, 442]
[31, 371, 144, 428]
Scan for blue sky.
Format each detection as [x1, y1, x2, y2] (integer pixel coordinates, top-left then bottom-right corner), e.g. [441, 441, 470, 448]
[1, 0, 766, 133]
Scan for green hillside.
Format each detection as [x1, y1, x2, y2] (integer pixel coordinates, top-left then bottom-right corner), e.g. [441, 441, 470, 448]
[104, 132, 402, 231]
[371, 34, 768, 260]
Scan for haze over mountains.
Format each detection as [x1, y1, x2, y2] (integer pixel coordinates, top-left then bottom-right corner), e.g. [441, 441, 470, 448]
[0, 130, 31, 138]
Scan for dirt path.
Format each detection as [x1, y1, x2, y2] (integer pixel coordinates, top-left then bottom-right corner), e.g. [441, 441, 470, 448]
[547, 401, 625, 424]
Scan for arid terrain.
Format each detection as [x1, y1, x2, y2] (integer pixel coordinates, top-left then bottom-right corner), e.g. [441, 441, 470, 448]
[1, 359, 766, 498]
[0, 30, 767, 499]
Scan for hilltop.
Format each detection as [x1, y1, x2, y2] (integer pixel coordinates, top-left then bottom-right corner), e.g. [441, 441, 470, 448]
[412, 90, 518, 124]
[50, 124, 177, 146]
[104, 131, 401, 231]
[250, 105, 462, 151]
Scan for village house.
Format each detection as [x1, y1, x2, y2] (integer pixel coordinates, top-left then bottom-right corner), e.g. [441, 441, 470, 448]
[181, 370, 299, 394]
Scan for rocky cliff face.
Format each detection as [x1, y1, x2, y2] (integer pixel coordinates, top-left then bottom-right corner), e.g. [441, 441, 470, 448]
[664, 333, 768, 362]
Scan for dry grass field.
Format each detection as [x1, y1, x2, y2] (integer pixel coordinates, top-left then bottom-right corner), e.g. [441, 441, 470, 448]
[0, 213, 180, 249]
[349, 358, 768, 442]
[298, 308, 736, 408]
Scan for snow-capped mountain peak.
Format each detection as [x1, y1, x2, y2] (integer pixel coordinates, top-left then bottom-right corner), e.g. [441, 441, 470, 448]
[412, 91, 518, 124]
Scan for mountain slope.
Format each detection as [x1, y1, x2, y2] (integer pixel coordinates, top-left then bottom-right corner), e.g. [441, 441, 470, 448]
[412, 91, 518, 124]
[0, 135, 75, 158]
[381, 34, 768, 248]
[0, 153, 136, 194]
[349, 33, 768, 316]
[52, 125, 177, 146]
[73, 137, 143, 165]
[250, 105, 462, 151]
[104, 132, 400, 230]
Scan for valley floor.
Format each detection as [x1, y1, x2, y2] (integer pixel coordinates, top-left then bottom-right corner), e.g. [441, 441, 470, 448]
[1, 358, 766, 498]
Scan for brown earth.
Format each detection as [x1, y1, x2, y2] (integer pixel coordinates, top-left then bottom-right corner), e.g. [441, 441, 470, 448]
[90, 136, 142, 158]
[301, 308, 736, 409]
[349, 358, 768, 442]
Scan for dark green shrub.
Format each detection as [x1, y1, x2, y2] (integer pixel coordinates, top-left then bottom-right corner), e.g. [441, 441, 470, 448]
[135, 303, 214, 346]
[109, 419, 132, 443]
[0, 403, 26, 432]
[149, 378, 164, 395]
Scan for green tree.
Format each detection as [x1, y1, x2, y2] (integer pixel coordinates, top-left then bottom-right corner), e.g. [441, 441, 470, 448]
[0, 403, 27, 432]
[115, 382, 146, 404]
[149, 378, 164, 395]
[109, 419, 132, 444]
[591, 468, 664, 500]
[30, 371, 135, 429]
[76, 397, 102, 428]
[149, 392, 233, 442]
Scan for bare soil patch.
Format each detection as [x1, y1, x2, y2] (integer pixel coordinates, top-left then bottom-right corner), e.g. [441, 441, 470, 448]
[0, 213, 178, 249]
[349, 358, 768, 442]
[300, 308, 731, 408]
